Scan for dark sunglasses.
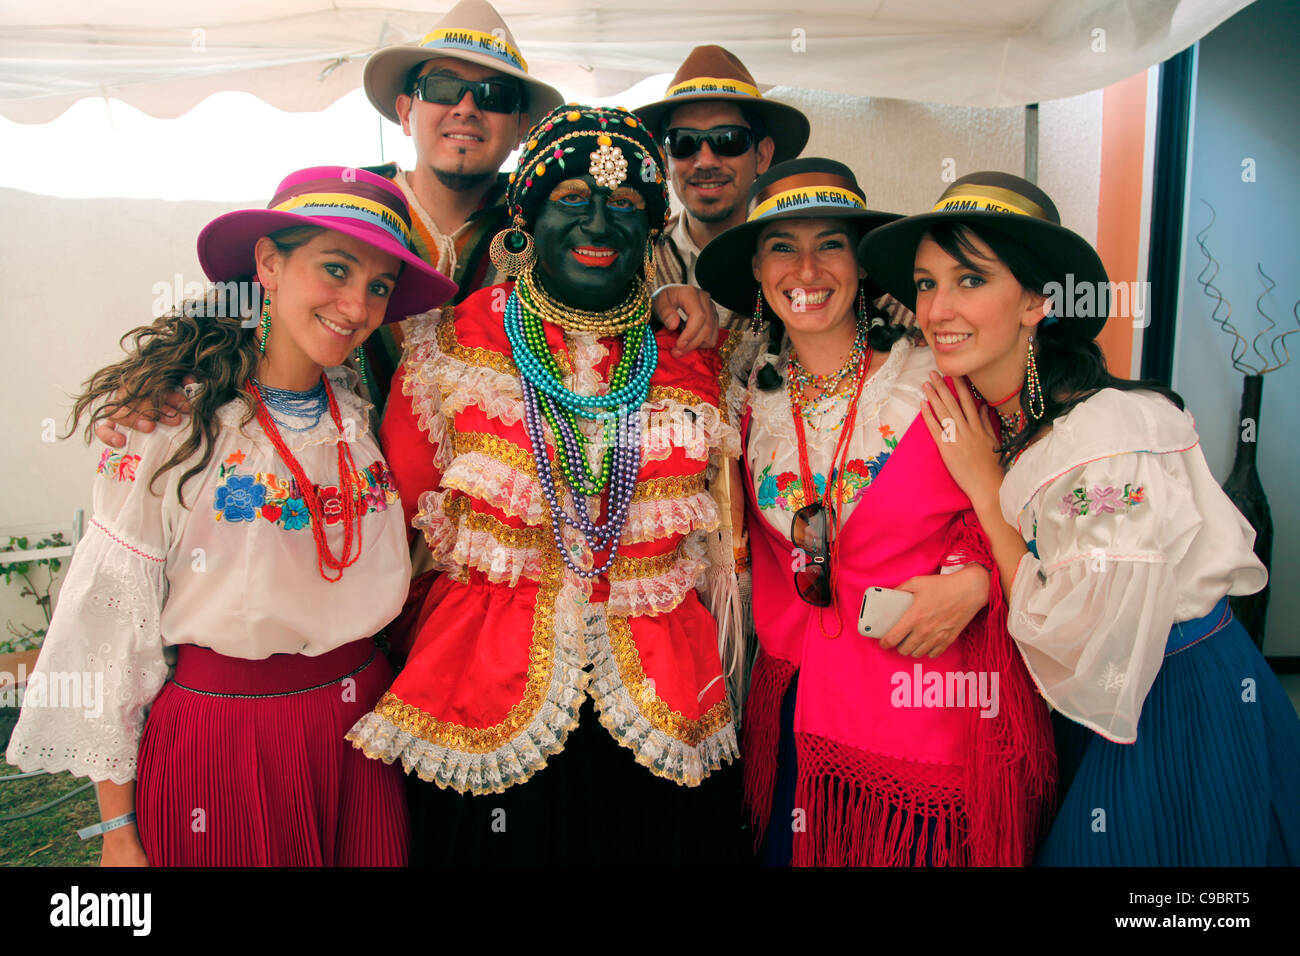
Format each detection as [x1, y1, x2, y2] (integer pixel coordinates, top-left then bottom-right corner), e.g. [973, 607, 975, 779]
[790, 501, 832, 607]
[663, 125, 757, 159]
[411, 74, 522, 114]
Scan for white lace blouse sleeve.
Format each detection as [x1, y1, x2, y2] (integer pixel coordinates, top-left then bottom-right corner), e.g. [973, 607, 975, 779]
[5, 427, 181, 783]
[1007, 449, 1198, 744]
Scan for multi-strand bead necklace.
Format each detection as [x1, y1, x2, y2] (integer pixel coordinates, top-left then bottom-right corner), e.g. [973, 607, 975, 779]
[504, 272, 657, 578]
[786, 322, 869, 417]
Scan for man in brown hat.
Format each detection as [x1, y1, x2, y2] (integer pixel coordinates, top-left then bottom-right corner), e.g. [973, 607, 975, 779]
[637, 45, 811, 332]
[360, 2, 721, 405]
[357, 0, 564, 402]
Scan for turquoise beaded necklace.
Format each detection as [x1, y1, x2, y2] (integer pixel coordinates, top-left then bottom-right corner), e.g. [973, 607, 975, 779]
[505, 288, 657, 495]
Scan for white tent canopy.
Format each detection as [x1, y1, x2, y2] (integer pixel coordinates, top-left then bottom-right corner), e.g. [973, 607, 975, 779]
[1, 0, 1252, 123]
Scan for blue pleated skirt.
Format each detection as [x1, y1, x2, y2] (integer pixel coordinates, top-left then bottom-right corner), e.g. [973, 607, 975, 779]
[1037, 599, 1300, 866]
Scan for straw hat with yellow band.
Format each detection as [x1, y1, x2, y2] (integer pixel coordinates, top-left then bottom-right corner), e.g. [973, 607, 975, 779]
[857, 171, 1110, 340]
[694, 158, 901, 316]
[363, 0, 564, 125]
[634, 45, 811, 165]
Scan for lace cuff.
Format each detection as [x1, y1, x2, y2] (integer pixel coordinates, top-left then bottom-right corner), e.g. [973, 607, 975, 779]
[4, 519, 169, 783]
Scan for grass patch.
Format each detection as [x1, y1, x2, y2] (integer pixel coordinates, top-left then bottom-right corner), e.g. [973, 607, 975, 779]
[1, 708, 100, 867]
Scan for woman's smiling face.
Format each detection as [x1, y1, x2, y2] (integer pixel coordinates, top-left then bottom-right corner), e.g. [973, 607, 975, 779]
[912, 230, 1045, 384]
[531, 174, 650, 312]
[751, 217, 862, 335]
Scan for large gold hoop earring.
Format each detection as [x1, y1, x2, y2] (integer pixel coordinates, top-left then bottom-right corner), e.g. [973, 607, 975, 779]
[489, 214, 536, 276]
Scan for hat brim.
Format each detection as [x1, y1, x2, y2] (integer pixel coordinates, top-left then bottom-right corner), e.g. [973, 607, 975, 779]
[695, 207, 901, 316]
[634, 94, 811, 165]
[857, 211, 1110, 340]
[363, 44, 565, 126]
[197, 209, 457, 322]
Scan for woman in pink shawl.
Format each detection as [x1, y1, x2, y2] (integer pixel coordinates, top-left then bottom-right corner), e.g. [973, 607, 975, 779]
[696, 159, 1055, 865]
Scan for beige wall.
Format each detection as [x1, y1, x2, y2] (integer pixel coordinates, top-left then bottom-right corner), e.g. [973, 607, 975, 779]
[0, 88, 1102, 634]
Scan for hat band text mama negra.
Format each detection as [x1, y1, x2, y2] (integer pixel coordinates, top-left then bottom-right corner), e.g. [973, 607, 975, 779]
[931, 184, 1048, 220]
[666, 76, 762, 99]
[750, 185, 866, 222]
[271, 194, 413, 249]
[420, 27, 527, 73]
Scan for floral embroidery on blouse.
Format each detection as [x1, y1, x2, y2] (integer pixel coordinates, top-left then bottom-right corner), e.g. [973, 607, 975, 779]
[756, 425, 898, 512]
[1058, 482, 1146, 518]
[212, 453, 399, 529]
[96, 449, 141, 482]
[1097, 661, 1128, 692]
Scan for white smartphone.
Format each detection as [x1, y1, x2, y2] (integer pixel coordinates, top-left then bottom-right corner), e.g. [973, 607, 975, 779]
[857, 587, 914, 638]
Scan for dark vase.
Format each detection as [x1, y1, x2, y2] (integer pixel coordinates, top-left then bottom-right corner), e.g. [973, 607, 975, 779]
[1222, 374, 1272, 649]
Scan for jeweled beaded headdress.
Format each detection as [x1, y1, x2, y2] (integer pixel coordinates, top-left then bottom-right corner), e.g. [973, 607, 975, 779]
[507, 104, 670, 233]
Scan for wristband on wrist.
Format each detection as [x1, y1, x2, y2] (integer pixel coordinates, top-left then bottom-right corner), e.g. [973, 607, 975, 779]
[78, 811, 137, 841]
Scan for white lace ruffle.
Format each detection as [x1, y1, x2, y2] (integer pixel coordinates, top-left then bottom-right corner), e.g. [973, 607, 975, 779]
[4, 519, 170, 784]
[641, 399, 740, 464]
[607, 533, 710, 617]
[622, 490, 719, 544]
[577, 594, 739, 787]
[346, 575, 591, 795]
[439, 454, 547, 523]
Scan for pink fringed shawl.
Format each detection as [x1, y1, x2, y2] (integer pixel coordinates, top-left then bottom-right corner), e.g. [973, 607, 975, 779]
[741, 383, 1055, 866]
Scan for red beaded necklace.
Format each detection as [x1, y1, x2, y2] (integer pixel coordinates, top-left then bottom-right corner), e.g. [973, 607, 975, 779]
[790, 351, 872, 638]
[247, 374, 362, 582]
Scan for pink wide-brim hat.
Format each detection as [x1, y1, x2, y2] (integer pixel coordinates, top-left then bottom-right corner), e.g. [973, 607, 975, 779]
[197, 166, 456, 322]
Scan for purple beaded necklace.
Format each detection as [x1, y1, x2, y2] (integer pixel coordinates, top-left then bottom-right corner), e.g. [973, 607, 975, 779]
[515, 318, 654, 579]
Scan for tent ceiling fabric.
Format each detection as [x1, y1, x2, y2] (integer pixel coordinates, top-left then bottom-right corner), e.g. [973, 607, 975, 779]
[0, 0, 1254, 123]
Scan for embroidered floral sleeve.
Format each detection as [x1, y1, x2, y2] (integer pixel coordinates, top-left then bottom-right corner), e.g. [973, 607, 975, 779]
[1006, 449, 1199, 744]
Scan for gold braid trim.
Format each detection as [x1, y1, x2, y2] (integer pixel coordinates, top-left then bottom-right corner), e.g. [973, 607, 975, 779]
[648, 384, 708, 408]
[436, 312, 518, 376]
[452, 429, 540, 476]
[605, 613, 733, 748]
[714, 329, 740, 425]
[608, 548, 682, 581]
[630, 473, 707, 502]
[436, 300, 577, 376]
[442, 494, 547, 547]
[368, 551, 563, 754]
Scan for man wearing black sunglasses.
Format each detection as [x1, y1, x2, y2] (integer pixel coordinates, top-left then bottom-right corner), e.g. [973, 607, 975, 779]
[636, 45, 811, 332]
[355, 1, 723, 414]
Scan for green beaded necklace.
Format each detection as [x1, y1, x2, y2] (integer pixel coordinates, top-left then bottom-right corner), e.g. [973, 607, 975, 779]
[506, 289, 656, 496]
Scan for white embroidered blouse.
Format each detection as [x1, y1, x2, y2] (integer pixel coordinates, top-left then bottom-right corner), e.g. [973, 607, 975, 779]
[745, 335, 936, 538]
[5, 368, 411, 784]
[999, 388, 1267, 744]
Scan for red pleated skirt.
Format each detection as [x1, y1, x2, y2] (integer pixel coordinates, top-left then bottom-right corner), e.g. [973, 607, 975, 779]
[136, 639, 409, 866]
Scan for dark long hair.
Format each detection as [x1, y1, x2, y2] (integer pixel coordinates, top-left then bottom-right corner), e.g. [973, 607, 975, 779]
[69, 225, 325, 505]
[924, 221, 1184, 464]
[755, 277, 912, 391]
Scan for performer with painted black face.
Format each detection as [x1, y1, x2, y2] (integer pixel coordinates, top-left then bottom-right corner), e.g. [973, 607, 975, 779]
[348, 105, 746, 864]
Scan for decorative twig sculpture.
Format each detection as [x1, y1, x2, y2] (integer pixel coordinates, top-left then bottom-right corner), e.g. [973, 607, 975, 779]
[1194, 200, 1298, 649]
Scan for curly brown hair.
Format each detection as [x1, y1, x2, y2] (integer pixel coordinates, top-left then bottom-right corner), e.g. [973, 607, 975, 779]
[68, 225, 325, 506]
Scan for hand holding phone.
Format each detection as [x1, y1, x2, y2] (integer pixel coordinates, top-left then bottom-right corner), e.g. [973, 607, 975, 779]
[858, 586, 915, 638]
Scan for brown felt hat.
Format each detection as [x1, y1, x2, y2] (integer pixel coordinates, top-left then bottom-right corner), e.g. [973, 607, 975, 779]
[363, 0, 564, 125]
[634, 45, 810, 165]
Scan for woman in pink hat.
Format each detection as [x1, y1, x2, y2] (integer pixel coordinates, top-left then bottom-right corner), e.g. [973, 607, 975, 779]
[5, 166, 455, 866]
